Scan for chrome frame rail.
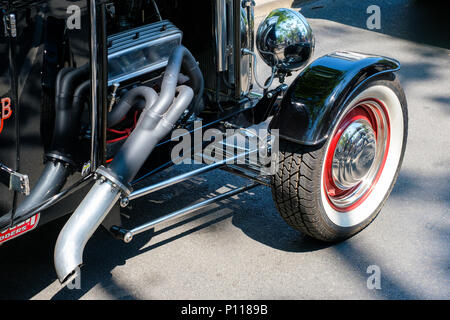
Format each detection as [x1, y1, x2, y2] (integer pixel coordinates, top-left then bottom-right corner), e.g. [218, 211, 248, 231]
[124, 149, 257, 203]
[89, 0, 99, 171]
[114, 124, 275, 243]
[112, 182, 260, 243]
[112, 148, 268, 243]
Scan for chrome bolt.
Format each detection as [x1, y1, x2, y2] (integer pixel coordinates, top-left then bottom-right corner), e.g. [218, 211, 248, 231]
[120, 197, 129, 208]
[123, 232, 133, 243]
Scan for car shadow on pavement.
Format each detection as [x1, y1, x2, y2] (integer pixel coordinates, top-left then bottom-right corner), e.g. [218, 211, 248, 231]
[49, 189, 330, 299]
[1, 158, 447, 299]
[330, 241, 422, 299]
[0, 216, 68, 300]
[332, 169, 450, 299]
[2, 158, 448, 299]
[0, 166, 331, 300]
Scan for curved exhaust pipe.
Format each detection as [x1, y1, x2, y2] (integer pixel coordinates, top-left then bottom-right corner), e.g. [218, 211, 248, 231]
[54, 45, 201, 283]
[0, 66, 90, 230]
[50, 65, 89, 161]
[55, 85, 194, 283]
[54, 178, 122, 283]
[107, 86, 155, 128]
[0, 161, 70, 228]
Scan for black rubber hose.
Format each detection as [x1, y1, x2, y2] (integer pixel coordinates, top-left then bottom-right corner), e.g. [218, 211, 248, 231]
[59, 78, 92, 151]
[0, 66, 91, 229]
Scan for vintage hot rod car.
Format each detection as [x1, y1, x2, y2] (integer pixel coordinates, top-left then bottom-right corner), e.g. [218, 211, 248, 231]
[0, 0, 407, 285]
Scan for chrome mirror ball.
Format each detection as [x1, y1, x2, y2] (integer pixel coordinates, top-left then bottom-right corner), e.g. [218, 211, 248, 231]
[256, 8, 315, 71]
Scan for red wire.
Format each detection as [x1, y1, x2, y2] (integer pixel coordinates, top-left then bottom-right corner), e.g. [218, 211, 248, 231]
[106, 135, 129, 143]
[134, 111, 139, 126]
[107, 128, 128, 134]
[106, 111, 141, 144]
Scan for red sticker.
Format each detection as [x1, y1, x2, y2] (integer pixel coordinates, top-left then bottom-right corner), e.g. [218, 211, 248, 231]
[0, 214, 40, 244]
[0, 97, 12, 134]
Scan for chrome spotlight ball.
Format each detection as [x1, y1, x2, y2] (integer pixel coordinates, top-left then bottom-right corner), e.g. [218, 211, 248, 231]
[256, 8, 315, 71]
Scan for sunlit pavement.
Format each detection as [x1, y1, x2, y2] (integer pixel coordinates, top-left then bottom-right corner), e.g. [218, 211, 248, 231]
[0, 0, 448, 300]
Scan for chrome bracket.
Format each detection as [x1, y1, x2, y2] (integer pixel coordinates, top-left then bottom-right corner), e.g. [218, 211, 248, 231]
[0, 162, 30, 196]
[95, 166, 132, 197]
[241, 0, 255, 8]
[3, 13, 17, 38]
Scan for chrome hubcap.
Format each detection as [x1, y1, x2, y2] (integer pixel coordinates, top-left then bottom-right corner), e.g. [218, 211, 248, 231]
[332, 119, 377, 190]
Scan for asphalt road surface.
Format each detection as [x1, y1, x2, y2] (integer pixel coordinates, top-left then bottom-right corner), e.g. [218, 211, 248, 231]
[1, 0, 449, 299]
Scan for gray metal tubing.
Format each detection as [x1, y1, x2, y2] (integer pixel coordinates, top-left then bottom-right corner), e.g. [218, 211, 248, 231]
[54, 46, 201, 282]
[109, 85, 193, 183]
[160, 85, 194, 125]
[215, 0, 228, 72]
[128, 149, 256, 201]
[1, 66, 90, 229]
[54, 86, 194, 282]
[149, 45, 203, 117]
[71, 83, 150, 128]
[54, 179, 121, 283]
[107, 86, 157, 128]
[0, 161, 70, 228]
[89, 0, 99, 171]
[128, 183, 260, 239]
[72, 79, 91, 108]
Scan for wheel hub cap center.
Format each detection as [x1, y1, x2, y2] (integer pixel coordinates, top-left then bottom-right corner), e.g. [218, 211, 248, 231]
[332, 119, 377, 190]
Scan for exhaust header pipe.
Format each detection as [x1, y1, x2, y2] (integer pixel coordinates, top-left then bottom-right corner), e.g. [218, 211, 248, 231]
[0, 66, 90, 230]
[54, 46, 201, 283]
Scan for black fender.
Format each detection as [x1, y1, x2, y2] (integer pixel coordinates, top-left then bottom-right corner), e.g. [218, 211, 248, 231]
[269, 51, 400, 146]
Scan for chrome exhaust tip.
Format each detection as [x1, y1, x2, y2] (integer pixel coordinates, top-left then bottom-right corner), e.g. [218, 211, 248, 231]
[54, 179, 122, 282]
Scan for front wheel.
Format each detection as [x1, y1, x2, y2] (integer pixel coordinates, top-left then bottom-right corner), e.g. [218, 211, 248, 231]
[271, 77, 408, 242]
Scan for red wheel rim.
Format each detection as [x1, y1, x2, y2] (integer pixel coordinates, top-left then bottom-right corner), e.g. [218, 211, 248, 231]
[323, 98, 391, 212]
